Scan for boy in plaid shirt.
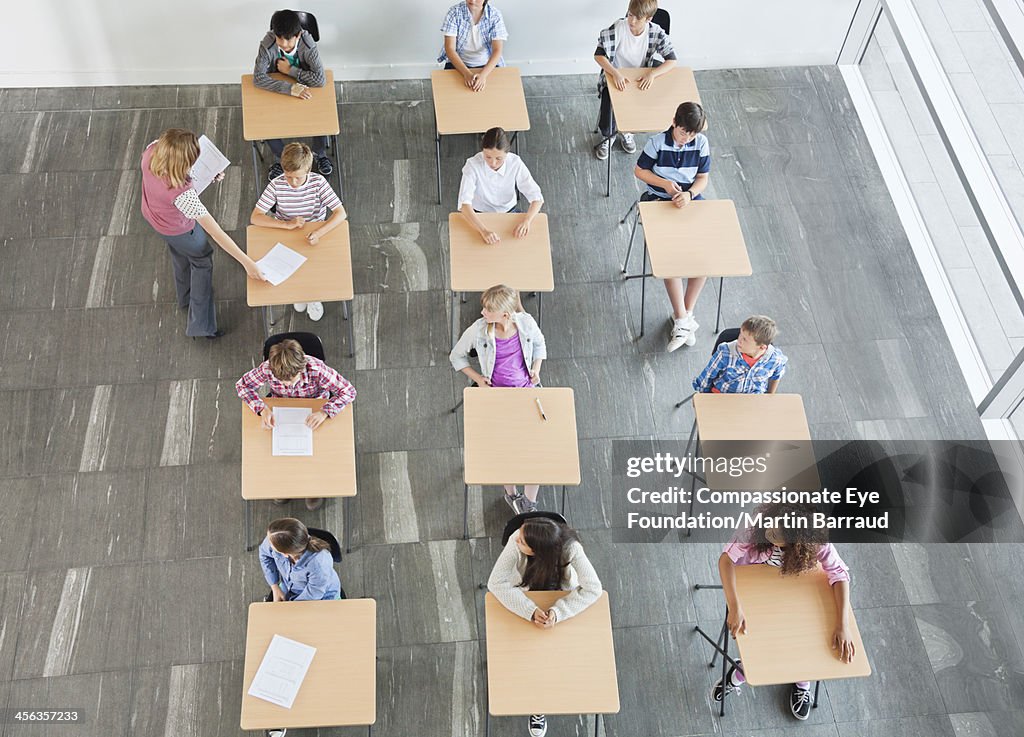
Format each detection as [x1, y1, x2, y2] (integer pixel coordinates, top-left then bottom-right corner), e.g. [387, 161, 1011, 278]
[593, 0, 677, 160]
[693, 316, 788, 394]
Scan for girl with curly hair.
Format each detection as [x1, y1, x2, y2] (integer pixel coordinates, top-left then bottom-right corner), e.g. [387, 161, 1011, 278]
[713, 504, 855, 721]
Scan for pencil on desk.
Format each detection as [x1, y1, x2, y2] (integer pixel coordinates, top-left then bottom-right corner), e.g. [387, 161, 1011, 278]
[535, 397, 547, 421]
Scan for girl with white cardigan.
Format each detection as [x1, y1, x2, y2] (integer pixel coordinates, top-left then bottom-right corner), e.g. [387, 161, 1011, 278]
[449, 284, 547, 513]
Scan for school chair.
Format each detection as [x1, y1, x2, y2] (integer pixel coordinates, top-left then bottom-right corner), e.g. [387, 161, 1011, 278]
[477, 511, 569, 589]
[652, 7, 671, 33]
[263, 331, 326, 362]
[295, 10, 320, 42]
[450, 348, 478, 413]
[674, 328, 740, 409]
[308, 526, 349, 599]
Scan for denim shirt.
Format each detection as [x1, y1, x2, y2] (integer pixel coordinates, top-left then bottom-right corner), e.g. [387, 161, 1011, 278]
[258, 537, 341, 600]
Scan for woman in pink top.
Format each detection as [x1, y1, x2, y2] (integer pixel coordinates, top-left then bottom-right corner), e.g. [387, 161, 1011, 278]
[715, 504, 855, 721]
[140, 129, 265, 338]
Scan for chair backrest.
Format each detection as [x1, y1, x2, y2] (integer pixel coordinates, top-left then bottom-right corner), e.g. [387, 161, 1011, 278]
[500, 511, 569, 546]
[308, 526, 342, 563]
[713, 328, 741, 354]
[295, 11, 320, 42]
[263, 332, 326, 362]
[652, 8, 671, 35]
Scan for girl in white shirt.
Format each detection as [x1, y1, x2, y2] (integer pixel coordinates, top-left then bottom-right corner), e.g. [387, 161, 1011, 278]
[487, 516, 603, 737]
[458, 127, 544, 244]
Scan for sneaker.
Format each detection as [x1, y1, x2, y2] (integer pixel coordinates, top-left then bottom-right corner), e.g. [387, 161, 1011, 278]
[521, 498, 539, 513]
[667, 313, 699, 353]
[293, 302, 307, 312]
[267, 163, 283, 181]
[594, 138, 610, 161]
[316, 156, 334, 176]
[528, 715, 547, 737]
[305, 497, 324, 511]
[272, 498, 289, 505]
[620, 132, 637, 153]
[503, 491, 525, 514]
[790, 684, 812, 720]
[306, 301, 325, 321]
[266, 729, 287, 737]
[711, 660, 743, 702]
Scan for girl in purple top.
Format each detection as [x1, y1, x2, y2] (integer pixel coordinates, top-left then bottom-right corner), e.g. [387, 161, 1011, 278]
[715, 504, 855, 721]
[449, 285, 547, 513]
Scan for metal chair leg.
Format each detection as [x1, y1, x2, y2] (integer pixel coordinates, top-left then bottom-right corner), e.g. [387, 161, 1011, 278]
[622, 205, 641, 274]
[715, 276, 724, 333]
[435, 129, 442, 205]
[560, 485, 566, 515]
[245, 499, 255, 552]
[675, 392, 695, 410]
[450, 397, 465, 413]
[344, 300, 355, 358]
[344, 495, 352, 554]
[463, 483, 470, 539]
[638, 243, 648, 337]
[813, 680, 821, 708]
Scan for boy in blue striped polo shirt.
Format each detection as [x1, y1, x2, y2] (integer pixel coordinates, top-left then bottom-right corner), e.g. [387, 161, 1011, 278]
[634, 102, 711, 351]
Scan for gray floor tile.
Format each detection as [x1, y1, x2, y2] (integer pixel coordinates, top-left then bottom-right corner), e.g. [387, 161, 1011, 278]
[0, 478, 39, 571]
[807, 265, 907, 343]
[350, 221, 446, 293]
[0, 312, 63, 390]
[92, 85, 179, 110]
[777, 343, 849, 425]
[341, 78, 428, 103]
[0, 237, 81, 312]
[840, 543, 911, 609]
[542, 356, 656, 439]
[0, 574, 26, 681]
[835, 714, 956, 736]
[4, 670, 131, 737]
[0, 388, 93, 478]
[128, 662, 245, 737]
[891, 543, 1000, 604]
[549, 212, 639, 285]
[33, 88, 96, 112]
[353, 290, 450, 370]
[352, 366, 459, 453]
[540, 280, 639, 360]
[825, 338, 932, 422]
[735, 204, 813, 275]
[948, 709, 1024, 737]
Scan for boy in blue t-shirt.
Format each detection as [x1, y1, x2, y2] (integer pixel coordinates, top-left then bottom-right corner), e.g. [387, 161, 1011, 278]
[634, 101, 711, 352]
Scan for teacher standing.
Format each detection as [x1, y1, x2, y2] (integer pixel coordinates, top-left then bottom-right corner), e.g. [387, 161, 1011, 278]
[140, 128, 266, 339]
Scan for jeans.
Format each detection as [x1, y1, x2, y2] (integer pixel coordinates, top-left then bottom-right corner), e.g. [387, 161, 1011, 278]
[163, 223, 217, 337]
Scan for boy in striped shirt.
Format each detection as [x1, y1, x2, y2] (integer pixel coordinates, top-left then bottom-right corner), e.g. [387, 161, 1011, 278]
[251, 142, 347, 321]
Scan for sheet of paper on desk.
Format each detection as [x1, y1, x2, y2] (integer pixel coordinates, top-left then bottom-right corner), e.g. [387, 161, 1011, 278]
[247, 634, 317, 709]
[190, 135, 231, 195]
[257, 244, 308, 286]
[272, 407, 313, 456]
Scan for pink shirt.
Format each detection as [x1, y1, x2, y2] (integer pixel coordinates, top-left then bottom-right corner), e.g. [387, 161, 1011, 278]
[723, 536, 850, 585]
[490, 333, 533, 388]
[140, 143, 195, 237]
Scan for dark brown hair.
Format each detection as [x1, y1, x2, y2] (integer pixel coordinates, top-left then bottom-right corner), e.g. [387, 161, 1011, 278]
[747, 503, 826, 576]
[267, 517, 330, 556]
[673, 102, 707, 133]
[481, 126, 511, 152]
[519, 518, 581, 591]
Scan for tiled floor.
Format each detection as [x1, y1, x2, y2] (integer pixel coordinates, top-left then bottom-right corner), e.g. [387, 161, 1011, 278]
[0, 68, 1021, 737]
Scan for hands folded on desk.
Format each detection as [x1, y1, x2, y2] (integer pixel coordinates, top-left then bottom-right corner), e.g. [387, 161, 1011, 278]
[531, 608, 558, 629]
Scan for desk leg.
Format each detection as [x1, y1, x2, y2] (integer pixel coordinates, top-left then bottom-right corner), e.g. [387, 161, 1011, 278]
[262, 306, 272, 339]
[813, 680, 820, 708]
[451, 291, 458, 350]
[245, 500, 254, 552]
[715, 277, 724, 333]
[537, 292, 543, 326]
[250, 142, 262, 199]
[719, 622, 729, 717]
[639, 243, 648, 337]
[561, 485, 566, 515]
[463, 483, 470, 540]
[514, 130, 520, 155]
[344, 495, 352, 554]
[435, 126, 443, 205]
[343, 300, 355, 358]
[332, 134, 344, 201]
[367, 724, 372, 737]
[622, 203, 641, 274]
[594, 713, 601, 737]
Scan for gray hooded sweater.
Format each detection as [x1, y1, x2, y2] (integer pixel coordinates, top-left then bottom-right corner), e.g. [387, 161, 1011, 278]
[253, 30, 325, 95]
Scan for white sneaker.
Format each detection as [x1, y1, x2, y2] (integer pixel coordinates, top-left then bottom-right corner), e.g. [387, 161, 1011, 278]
[667, 313, 699, 352]
[594, 138, 610, 160]
[266, 729, 287, 737]
[293, 303, 307, 312]
[620, 132, 637, 153]
[528, 714, 547, 737]
[306, 301, 324, 321]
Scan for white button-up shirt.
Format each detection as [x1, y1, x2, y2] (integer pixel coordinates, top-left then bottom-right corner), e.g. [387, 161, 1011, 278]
[457, 151, 544, 212]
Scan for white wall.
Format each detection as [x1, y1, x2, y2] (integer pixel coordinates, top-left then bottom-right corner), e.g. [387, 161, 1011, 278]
[3, 0, 860, 87]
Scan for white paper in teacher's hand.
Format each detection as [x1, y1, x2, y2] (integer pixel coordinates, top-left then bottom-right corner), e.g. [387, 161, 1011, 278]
[257, 244, 308, 286]
[247, 634, 317, 709]
[190, 134, 231, 195]
[272, 406, 313, 456]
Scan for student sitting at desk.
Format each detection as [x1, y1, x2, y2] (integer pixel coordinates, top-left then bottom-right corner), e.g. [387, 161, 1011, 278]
[451, 285, 546, 513]
[692, 316, 788, 394]
[633, 101, 710, 352]
[458, 127, 544, 245]
[251, 142, 347, 322]
[593, 0, 677, 160]
[715, 504, 855, 720]
[253, 9, 333, 179]
[235, 338, 356, 510]
[438, 0, 508, 92]
[488, 516, 602, 737]
[259, 517, 343, 601]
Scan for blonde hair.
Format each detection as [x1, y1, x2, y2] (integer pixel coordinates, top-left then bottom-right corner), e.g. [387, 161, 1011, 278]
[741, 315, 778, 347]
[267, 339, 307, 381]
[628, 0, 658, 20]
[280, 142, 314, 174]
[481, 285, 524, 337]
[149, 128, 200, 188]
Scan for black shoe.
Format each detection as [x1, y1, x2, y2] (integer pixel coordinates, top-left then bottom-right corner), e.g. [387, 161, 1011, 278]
[268, 163, 283, 181]
[263, 590, 274, 602]
[711, 660, 743, 702]
[528, 714, 547, 737]
[790, 684, 812, 720]
[316, 156, 334, 176]
[205, 330, 225, 340]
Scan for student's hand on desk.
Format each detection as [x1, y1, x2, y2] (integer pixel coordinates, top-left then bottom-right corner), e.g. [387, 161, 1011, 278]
[290, 83, 311, 99]
[531, 608, 556, 629]
[471, 70, 491, 92]
[481, 230, 500, 245]
[271, 584, 286, 602]
[611, 71, 629, 91]
[305, 410, 328, 430]
[513, 218, 531, 238]
[461, 70, 477, 89]
[727, 607, 747, 637]
[276, 58, 291, 74]
[288, 216, 307, 230]
[636, 71, 656, 91]
[307, 230, 321, 245]
[474, 375, 492, 388]
[259, 410, 276, 430]
[530, 371, 541, 385]
[671, 190, 691, 209]
[832, 625, 856, 663]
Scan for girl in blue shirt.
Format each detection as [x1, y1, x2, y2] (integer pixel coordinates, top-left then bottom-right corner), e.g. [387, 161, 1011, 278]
[259, 518, 343, 601]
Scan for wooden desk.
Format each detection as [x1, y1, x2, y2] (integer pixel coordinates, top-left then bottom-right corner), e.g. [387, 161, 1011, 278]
[246, 222, 355, 355]
[240, 70, 343, 198]
[601, 67, 700, 196]
[448, 212, 553, 346]
[734, 565, 871, 685]
[691, 393, 820, 492]
[240, 599, 376, 731]
[430, 67, 531, 203]
[629, 199, 751, 337]
[485, 591, 619, 718]
[241, 398, 357, 550]
[462, 387, 580, 537]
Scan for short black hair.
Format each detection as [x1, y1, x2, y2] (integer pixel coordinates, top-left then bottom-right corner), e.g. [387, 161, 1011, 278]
[673, 102, 707, 133]
[271, 9, 302, 39]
